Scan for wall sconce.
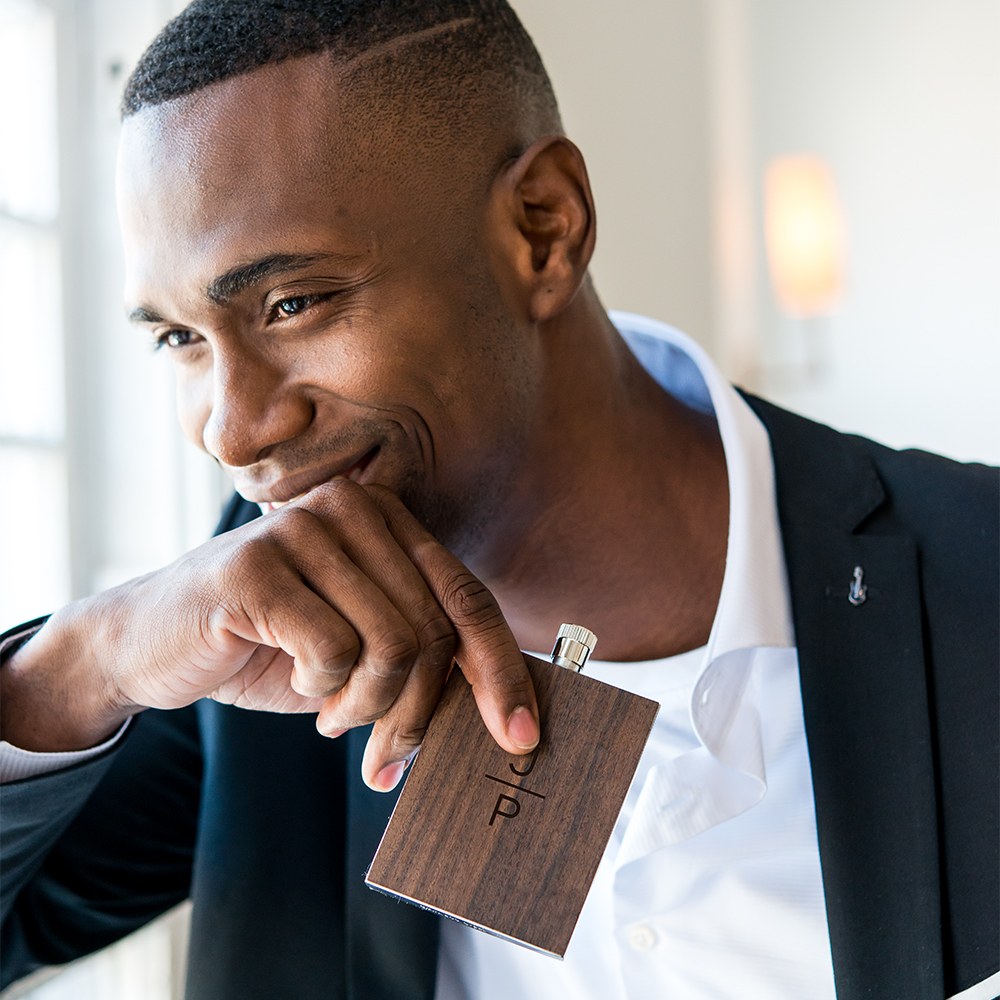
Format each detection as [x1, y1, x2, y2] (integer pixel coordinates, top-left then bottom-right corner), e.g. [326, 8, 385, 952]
[764, 155, 846, 318]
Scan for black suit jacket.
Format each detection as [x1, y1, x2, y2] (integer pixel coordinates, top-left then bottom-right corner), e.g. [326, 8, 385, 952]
[2, 397, 997, 999]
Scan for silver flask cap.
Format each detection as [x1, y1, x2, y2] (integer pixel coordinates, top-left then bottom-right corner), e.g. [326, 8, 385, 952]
[550, 623, 598, 673]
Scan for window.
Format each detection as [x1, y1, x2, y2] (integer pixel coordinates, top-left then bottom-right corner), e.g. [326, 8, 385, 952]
[1, 2, 212, 996]
[0, 0, 70, 627]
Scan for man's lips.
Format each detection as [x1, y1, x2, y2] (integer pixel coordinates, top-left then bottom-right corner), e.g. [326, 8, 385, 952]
[256, 446, 380, 511]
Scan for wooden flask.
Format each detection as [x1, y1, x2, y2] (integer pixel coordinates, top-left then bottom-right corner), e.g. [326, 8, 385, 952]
[366, 626, 658, 957]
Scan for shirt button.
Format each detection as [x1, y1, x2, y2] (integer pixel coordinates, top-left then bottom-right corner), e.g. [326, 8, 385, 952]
[626, 924, 657, 952]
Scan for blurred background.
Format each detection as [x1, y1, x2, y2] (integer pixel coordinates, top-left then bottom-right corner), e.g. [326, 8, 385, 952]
[0, 0, 997, 997]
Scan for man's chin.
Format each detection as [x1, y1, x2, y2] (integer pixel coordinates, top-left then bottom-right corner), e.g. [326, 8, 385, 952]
[397, 482, 493, 566]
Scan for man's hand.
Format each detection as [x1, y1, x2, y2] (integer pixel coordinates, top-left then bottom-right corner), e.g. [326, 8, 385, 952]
[0, 481, 539, 791]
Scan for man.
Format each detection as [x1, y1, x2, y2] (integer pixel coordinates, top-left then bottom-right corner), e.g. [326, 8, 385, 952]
[1, 2, 997, 998]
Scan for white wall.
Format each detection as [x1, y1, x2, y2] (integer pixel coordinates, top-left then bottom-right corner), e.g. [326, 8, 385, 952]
[516, 0, 1000, 464]
[510, 0, 716, 350]
[746, 0, 1000, 463]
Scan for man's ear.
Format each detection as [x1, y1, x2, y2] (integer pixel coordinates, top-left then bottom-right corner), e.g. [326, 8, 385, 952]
[489, 136, 596, 323]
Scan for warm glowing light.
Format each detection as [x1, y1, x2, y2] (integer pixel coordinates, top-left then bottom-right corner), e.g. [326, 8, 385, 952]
[764, 155, 846, 317]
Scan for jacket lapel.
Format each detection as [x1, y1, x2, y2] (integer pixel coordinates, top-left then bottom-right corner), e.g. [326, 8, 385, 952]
[746, 395, 945, 999]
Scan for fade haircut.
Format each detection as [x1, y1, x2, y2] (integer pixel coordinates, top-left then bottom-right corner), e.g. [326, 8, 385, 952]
[121, 0, 561, 143]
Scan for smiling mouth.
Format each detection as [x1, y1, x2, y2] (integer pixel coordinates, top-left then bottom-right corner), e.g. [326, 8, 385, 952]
[261, 445, 380, 511]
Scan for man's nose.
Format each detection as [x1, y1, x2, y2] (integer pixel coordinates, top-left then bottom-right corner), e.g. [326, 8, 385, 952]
[200, 354, 312, 468]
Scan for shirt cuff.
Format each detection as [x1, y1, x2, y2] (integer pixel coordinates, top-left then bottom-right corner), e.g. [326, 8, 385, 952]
[0, 719, 132, 783]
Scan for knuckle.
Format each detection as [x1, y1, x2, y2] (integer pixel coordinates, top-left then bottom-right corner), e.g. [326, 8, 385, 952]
[412, 601, 456, 655]
[442, 571, 502, 628]
[326, 669, 399, 725]
[372, 714, 428, 761]
[216, 540, 280, 597]
[316, 713, 350, 738]
[296, 640, 358, 697]
[363, 482, 395, 505]
[316, 718, 337, 738]
[301, 480, 391, 539]
[309, 631, 361, 673]
[345, 705, 391, 728]
[293, 669, 326, 699]
[424, 617, 457, 657]
[386, 723, 427, 758]
[271, 503, 324, 544]
[368, 627, 419, 677]
[211, 545, 295, 620]
[363, 483, 406, 521]
[318, 701, 385, 735]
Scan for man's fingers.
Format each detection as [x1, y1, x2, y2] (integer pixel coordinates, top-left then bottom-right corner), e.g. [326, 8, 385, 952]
[287, 488, 457, 726]
[209, 575, 361, 704]
[439, 571, 540, 753]
[316, 619, 454, 736]
[350, 650, 455, 791]
[312, 583, 455, 732]
[367, 486, 540, 757]
[288, 547, 420, 706]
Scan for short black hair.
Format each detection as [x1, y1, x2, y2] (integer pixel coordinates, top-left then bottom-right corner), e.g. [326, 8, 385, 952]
[121, 0, 559, 130]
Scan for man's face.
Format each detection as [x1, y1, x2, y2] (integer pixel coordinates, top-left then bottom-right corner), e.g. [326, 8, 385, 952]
[118, 56, 542, 560]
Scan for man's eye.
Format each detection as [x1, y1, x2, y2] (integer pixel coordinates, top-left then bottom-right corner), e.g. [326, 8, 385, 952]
[154, 329, 196, 350]
[275, 295, 318, 317]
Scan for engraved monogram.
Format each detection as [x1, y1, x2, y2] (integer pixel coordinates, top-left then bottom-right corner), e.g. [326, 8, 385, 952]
[486, 748, 546, 825]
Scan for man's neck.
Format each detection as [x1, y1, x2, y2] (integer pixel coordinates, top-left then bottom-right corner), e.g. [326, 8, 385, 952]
[473, 306, 729, 662]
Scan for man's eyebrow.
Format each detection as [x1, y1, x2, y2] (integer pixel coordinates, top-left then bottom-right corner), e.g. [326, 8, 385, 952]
[205, 252, 343, 305]
[126, 252, 358, 323]
[128, 305, 164, 324]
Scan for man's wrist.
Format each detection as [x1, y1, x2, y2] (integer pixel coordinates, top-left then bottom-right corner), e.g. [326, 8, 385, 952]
[0, 604, 133, 753]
